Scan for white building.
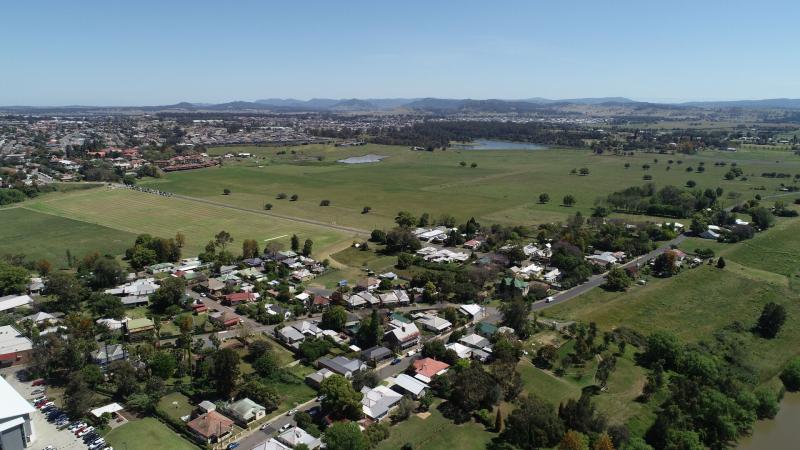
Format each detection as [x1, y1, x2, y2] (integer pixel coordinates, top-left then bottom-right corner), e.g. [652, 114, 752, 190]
[0, 376, 36, 448]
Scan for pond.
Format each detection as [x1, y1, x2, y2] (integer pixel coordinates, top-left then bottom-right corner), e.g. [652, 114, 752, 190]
[737, 392, 800, 450]
[337, 154, 388, 164]
[451, 139, 548, 151]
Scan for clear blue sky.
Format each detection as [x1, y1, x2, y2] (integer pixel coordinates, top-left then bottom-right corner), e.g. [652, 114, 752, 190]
[4, 0, 799, 105]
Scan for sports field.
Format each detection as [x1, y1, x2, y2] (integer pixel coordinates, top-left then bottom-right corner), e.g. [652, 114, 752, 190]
[1, 187, 353, 260]
[141, 143, 800, 229]
[0, 206, 137, 264]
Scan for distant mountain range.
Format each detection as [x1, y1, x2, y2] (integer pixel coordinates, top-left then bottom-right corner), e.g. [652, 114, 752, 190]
[4, 97, 800, 114]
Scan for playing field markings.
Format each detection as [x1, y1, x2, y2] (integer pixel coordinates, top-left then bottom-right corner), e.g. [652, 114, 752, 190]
[264, 234, 288, 241]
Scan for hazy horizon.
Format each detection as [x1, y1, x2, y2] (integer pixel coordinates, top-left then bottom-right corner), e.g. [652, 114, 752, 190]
[3, 0, 800, 106]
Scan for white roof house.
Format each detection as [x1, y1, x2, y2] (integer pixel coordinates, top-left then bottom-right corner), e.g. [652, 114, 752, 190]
[90, 402, 124, 418]
[18, 311, 55, 325]
[460, 333, 491, 350]
[416, 314, 452, 333]
[250, 438, 291, 450]
[0, 295, 34, 312]
[445, 342, 472, 359]
[276, 426, 321, 449]
[361, 385, 403, 421]
[104, 278, 158, 297]
[458, 304, 484, 321]
[392, 374, 428, 398]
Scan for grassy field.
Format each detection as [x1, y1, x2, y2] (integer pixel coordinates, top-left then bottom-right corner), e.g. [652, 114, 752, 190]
[13, 187, 352, 259]
[547, 215, 800, 384]
[105, 417, 199, 450]
[375, 400, 495, 450]
[0, 206, 137, 264]
[140, 143, 800, 230]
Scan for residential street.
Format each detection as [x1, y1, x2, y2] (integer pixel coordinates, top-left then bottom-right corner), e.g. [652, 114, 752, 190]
[531, 234, 687, 312]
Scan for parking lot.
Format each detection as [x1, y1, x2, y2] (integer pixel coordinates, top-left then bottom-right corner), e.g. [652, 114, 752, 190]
[1, 367, 96, 450]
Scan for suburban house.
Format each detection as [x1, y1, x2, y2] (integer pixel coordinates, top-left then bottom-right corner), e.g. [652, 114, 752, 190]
[458, 304, 485, 322]
[361, 385, 403, 421]
[378, 289, 411, 307]
[412, 358, 450, 379]
[476, 322, 499, 337]
[0, 326, 32, 368]
[463, 239, 482, 250]
[147, 262, 174, 274]
[265, 304, 292, 321]
[586, 251, 624, 266]
[311, 295, 330, 311]
[500, 277, 530, 298]
[0, 376, 36, 449]
[360, 346, 393, 366]
[543, 268, 561, 283]
[276, 426, 322, 449]
[316, 356, 366, 378]
[26, 277, 44, 295]
[384, 323, 420, 350]
[105, 278, 159, 297]
[18, 311, 56, 326]
[251, 438, 291, 450]
[445, 342, 473, 360]
[96, 317, 126, 331]
[305, 368, 335, 388]
[120, 295, 149, 307]
[226, 397, 266, 425]
[416, 314, 452, 334]
[209, 311, 241, 328]
[0, 294, 34, 313]
[392, 373, 428, 398]
[187, 410, 234, 443]
[277, 325, 305, 347]
[223, 291, 258, 306]
[124, 318, 155, 336]
[356, 277, 381, 291]
[460, 333, 491, 350]
[345, 291, 379, 309]
[91, 344, 127, 366]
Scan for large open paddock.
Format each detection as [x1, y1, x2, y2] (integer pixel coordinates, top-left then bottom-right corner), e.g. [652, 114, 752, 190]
[547, 215, 800, 383]
[1, 187, 353, 259]
[142, 143, 800, 229]
[0, 206, 137, 264]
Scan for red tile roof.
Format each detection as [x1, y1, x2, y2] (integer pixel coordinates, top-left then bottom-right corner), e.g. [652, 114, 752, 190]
[187, 411, 234, 439]
[412, 358, 450, 378]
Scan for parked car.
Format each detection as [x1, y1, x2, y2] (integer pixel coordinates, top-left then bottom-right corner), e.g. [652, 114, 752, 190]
[545, 296, 554, 303]
[390, 358, 402, 365]
[227, 443, 240, 450]
[31, 378, 46, 386]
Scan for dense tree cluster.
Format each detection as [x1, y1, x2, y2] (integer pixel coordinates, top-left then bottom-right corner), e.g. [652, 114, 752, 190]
[369, 120, 600, 149]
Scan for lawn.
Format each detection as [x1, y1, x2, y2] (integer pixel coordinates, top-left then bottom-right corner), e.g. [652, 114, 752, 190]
[517, 358, 583, 406]
[104, 417, 199, 450]
[264, 364, 318, 419]
[157, 392, 194, 422]
[0, 206, 137, 265]
[19, 186, 352, 259]
[140, 143, 800, 230]
[376, 400, 495, 450]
